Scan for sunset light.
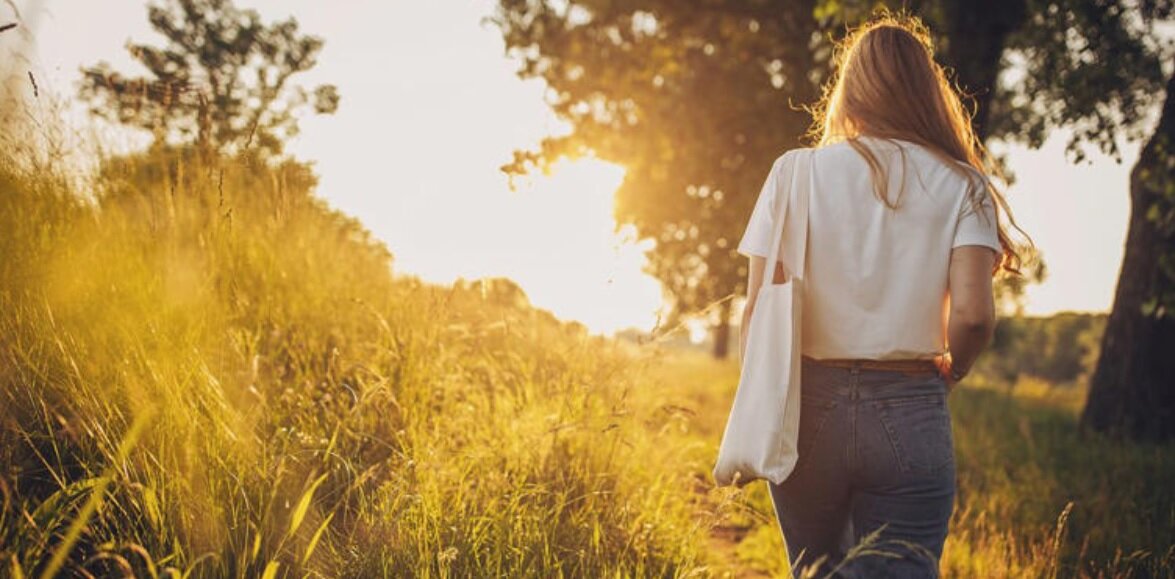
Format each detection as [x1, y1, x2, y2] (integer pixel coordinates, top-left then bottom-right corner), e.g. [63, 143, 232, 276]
[14, 0, 1142, 337]
[3, 0, 1172, 576]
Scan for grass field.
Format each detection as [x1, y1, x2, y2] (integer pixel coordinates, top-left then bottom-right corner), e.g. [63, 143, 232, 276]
[2, 151, 1173, 578]
[676, 352, 1175, 578]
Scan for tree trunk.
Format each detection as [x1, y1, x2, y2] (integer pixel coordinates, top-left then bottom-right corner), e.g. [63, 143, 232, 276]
[1080, 70, 1175, 442]
[713, 298, 732, 359]
[938, 0, 1026, 140]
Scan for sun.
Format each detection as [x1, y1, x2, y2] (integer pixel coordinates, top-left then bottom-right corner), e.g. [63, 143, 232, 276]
[490, 157, 665, 336]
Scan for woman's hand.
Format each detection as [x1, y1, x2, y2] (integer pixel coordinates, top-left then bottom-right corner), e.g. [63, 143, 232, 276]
[934, 353, 961, 393]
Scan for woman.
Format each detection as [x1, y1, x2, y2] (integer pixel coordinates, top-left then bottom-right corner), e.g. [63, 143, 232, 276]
[735, 14, 1029, 578]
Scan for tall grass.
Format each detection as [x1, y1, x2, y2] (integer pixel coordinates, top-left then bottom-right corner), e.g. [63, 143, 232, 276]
[0, 149, 711, 577]
[685, 351, 1175, 578]
[2, 140, 1172, 578]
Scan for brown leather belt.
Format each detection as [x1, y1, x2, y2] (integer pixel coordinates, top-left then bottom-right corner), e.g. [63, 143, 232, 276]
[804, 355, 939, 375]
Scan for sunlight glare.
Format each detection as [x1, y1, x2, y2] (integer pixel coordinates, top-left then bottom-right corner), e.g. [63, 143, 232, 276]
[396, 157, 664, 337]
[486, 158, 663, 336]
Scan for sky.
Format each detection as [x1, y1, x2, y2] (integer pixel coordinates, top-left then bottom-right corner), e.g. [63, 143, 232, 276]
[3, 0, 1145, 335]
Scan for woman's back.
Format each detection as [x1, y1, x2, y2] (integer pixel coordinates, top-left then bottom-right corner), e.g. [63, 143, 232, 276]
[736, 16, 1025, 577]
[737, 136, 1002, 360]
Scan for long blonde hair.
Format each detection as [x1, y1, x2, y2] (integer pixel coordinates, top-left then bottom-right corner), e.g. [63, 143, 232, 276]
[806, 12, 1030, 276]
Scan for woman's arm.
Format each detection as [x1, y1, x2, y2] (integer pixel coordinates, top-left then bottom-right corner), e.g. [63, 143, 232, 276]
[942, 245, 999, 384]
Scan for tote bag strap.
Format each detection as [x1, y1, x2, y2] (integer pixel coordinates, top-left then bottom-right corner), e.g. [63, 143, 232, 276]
[759, 149, 813, 293]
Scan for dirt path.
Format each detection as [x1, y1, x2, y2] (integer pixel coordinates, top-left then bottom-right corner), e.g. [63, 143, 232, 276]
[705, 521, 773, 578]
[692, 474, 775, 578]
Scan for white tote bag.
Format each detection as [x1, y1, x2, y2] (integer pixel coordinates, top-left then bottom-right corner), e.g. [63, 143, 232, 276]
[713, 149, 813, 488]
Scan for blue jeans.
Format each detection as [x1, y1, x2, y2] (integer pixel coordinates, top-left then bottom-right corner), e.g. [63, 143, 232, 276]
[768, 356, 956, 578]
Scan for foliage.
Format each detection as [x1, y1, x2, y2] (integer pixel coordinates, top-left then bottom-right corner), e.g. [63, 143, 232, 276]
[488, 0, 1164, 353]
[980, 312, 1107, 385]
[78, 0, 340, 159]
[490, 0, 825, 340]
[990, 0, 1170, 162]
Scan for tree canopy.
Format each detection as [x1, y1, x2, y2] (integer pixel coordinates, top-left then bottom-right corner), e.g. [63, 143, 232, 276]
[79, 0, 339, 159]
[490, 0, 1168, 356]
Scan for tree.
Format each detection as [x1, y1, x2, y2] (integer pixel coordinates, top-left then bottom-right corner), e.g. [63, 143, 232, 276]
[79, 0, 339, 159]
[489, 0, 1158, 358]
[491, 0, 822, 358]
[983, 0, 1167, 162]
[1082, 64, 1175, 442]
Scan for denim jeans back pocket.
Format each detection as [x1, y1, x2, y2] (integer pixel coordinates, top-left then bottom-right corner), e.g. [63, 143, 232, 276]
[795, 396, 838, 466]
[874, 393, 953, 474]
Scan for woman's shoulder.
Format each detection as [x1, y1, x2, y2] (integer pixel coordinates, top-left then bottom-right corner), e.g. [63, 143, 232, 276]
[768, 146, 819, 173]
[811, 139, 866, 164]
[815, 136, 988, 187]
[814, 135, 918, 160]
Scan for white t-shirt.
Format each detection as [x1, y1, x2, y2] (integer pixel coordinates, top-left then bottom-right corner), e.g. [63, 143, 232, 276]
[737, 136, 1002, 360]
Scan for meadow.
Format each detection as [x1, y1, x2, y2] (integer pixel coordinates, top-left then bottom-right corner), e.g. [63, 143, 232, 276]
[2, 149, 1173, 578]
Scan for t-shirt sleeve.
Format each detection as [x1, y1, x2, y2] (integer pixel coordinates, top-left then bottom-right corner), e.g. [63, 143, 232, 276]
[952, 188, 1002, 254]
[736, 156, 785, 259]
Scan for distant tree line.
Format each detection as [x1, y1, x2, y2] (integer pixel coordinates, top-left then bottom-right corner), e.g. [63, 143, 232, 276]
[979, 312, 1108, 386]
